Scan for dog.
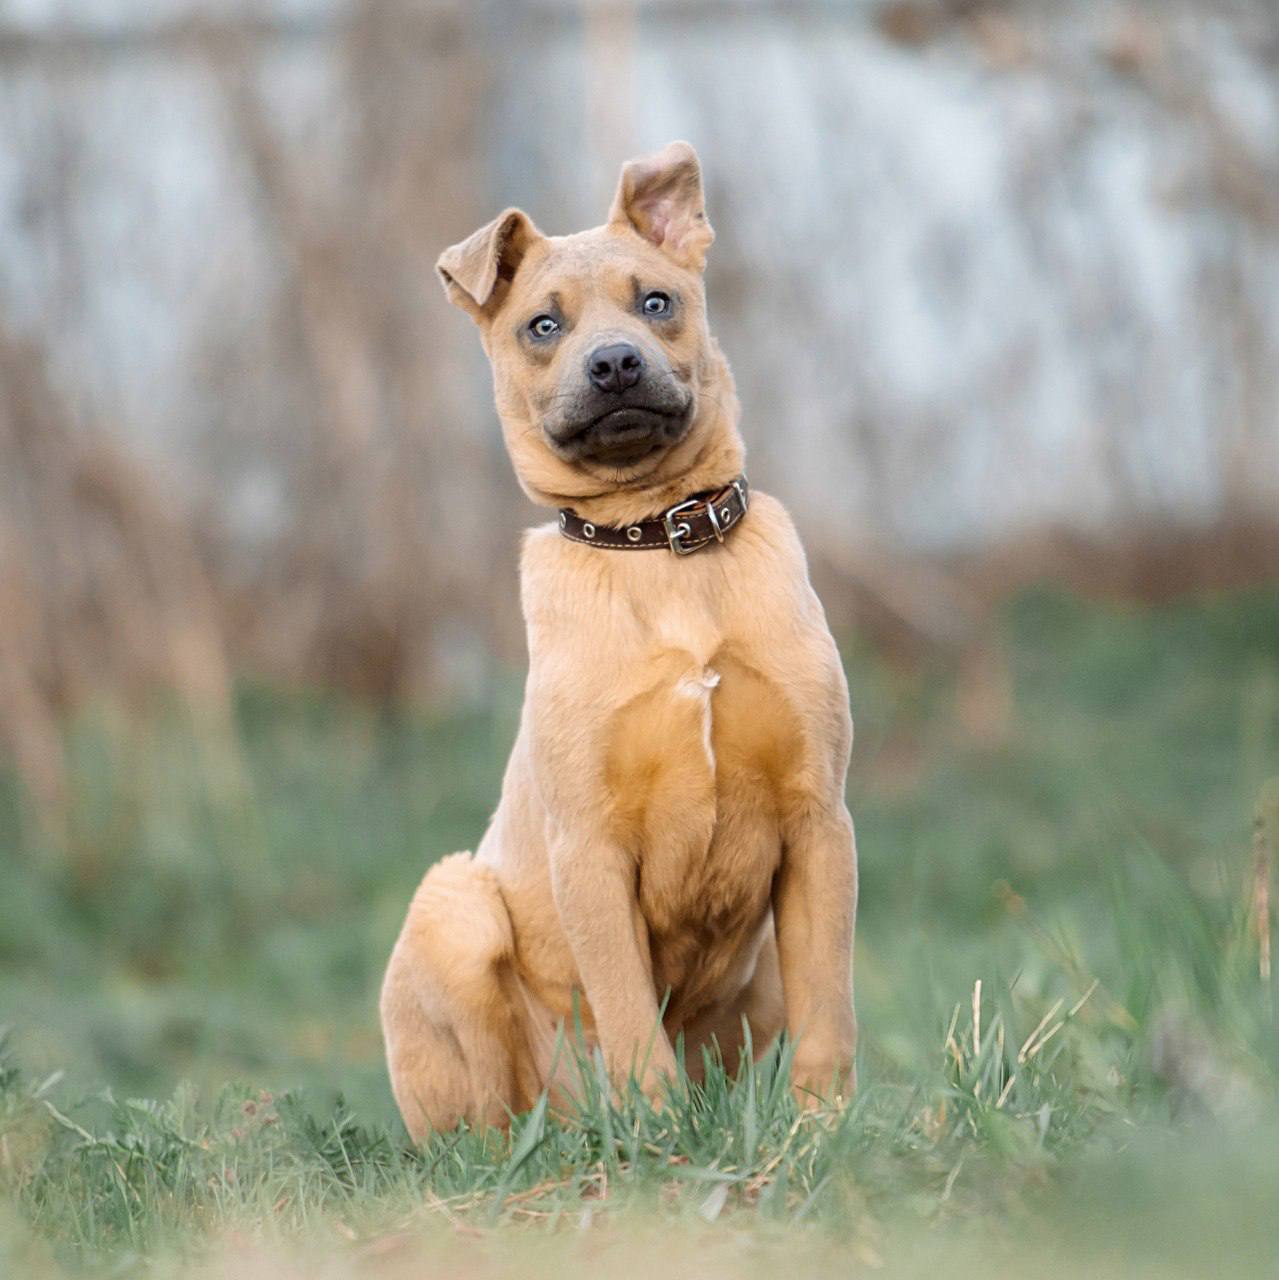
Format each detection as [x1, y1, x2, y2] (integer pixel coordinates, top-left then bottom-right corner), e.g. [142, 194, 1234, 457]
[380, 142, 857, 1137]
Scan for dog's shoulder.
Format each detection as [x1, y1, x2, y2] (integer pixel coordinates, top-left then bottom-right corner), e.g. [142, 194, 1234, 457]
[519, 520, 582, 584]
[728, 489, 810, 575]
[520, 520, 563, 563]
[517, 521, 606, 631]
[737, 489, 801, 546]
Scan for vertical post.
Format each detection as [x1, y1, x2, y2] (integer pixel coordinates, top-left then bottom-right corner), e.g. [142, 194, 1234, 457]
[581, 0, 636, 210]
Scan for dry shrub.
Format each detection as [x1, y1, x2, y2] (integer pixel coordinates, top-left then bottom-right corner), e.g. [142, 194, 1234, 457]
[965, 520, 1279, 605]
[193, 3, 516, 704]
[1, 0, 1277, 817]
[0, 322, 241, 862]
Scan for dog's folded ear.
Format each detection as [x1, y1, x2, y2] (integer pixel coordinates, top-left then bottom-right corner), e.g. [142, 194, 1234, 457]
[437, 208, 542, 322]
[609, 141, 714, 272]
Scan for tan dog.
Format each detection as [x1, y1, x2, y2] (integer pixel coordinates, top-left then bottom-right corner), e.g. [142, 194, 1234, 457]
[380, 142, 857, 1137]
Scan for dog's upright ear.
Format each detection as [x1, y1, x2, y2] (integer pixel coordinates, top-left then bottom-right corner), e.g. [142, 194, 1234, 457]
[609, 141, 714, 272]
[437, 208, 542, 324]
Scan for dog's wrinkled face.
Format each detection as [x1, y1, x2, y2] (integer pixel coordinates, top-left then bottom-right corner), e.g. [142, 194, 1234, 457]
[438, 142, 723, 494]
[495, 234, 700, 469]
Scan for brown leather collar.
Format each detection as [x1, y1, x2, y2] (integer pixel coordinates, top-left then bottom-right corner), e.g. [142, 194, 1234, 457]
[558, 475, 750, 556]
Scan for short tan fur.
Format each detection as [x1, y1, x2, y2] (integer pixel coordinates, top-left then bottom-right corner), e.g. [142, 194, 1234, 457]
[380, 142, 857, 1136]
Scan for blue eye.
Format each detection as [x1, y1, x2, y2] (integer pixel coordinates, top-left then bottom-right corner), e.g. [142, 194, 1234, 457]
[529, 314, 560, 338]
[642, 291, 671, 316]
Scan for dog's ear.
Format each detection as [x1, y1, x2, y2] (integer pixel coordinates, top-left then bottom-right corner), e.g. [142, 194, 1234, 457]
[436, 208, 542, 323]
[608, 141, 714, 272]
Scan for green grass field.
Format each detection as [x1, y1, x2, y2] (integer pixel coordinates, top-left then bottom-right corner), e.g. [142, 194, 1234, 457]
[2, 588, 1278, 1277]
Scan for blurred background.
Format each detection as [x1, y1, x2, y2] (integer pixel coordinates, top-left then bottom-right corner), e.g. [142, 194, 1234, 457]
[0, 0, 1277, 1120]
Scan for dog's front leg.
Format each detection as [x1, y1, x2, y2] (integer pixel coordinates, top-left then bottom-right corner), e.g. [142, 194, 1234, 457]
[550, 834, 678, 1097]
[774, 803, 858, 1107]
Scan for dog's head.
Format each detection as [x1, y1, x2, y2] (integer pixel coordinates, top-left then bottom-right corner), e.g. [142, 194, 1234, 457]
[438, 142, 737, 508]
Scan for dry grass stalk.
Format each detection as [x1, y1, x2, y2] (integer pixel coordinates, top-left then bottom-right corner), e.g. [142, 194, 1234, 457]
[1253, 823, 1272, 985]
[971, 978, 982, 1057]
[1252, 780, 1279, 986]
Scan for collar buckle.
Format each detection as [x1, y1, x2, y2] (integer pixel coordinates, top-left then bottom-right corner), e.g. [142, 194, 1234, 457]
[663, 498, 701, 556]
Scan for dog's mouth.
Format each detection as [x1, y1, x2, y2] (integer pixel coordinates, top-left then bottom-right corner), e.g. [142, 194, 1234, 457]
[547, 400, 693, 468]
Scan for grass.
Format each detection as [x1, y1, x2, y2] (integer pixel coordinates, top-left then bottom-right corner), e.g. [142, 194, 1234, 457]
[1, 586, 1278, 1276]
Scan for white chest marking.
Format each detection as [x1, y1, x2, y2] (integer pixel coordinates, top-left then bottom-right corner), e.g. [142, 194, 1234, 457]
[675, 666, 720, 773]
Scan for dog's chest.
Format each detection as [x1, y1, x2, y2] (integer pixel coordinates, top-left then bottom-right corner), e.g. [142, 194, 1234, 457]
[603, 640, 804, 941]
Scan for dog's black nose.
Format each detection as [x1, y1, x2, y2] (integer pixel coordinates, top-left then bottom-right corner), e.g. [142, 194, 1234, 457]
[587, 343, 645, 394]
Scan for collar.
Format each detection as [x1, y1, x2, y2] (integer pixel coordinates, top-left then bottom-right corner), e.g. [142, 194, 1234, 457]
[558, 475, 750, 556]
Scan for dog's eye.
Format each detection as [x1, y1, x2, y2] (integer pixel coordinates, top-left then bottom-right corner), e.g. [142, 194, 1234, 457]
[528, 315, 560, 339]
[641, 291, 671, 317]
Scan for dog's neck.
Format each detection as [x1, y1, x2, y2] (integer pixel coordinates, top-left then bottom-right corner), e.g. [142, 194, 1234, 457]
[550, 426, 744, 527]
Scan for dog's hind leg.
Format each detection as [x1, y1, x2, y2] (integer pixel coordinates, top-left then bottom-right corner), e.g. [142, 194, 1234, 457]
[380, 853, 535, 1138]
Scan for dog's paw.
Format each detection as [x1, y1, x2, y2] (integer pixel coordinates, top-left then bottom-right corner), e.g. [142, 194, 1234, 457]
[610, 1041, 678, 1112]
[790, 1058, 856, 1112]
[635, 1050, 679, 1112]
